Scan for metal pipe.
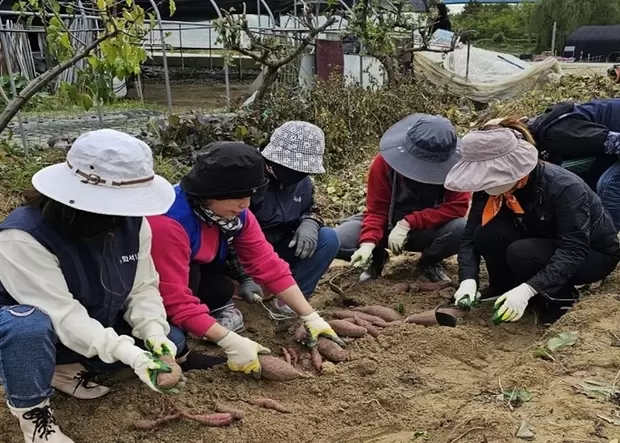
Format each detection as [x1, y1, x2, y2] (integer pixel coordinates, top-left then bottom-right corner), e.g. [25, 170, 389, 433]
[258, 0, 275, 27]
[207, 0, 230, 107]
[551, 20, 557, 56]
[0, 19, 28, 151]
[147, 0, 173, 115]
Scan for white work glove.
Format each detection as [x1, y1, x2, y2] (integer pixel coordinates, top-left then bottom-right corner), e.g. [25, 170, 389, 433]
[145, 334, 178, 358]
[132, 351, 185, 394]
[217, 331, 271, 378]
[351, 243, 375, 269]
[300, 311, 346, 348]
[493, 283, 537, 323]
[238, 278, 264, 303]
[387, 220, 410, 255]
[454, 279, 481, 309]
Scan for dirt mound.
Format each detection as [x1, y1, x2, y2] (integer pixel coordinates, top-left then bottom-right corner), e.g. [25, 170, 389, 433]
[1, 258, 620, 443]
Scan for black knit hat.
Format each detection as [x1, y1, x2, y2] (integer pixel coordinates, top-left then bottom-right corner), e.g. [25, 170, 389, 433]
[181, 141, 268, 199]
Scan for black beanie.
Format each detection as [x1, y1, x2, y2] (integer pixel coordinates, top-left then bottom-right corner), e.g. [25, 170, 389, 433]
[181, 141, 268, 199]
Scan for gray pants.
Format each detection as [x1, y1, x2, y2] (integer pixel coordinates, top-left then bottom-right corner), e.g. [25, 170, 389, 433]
[334, 213, 466, 265]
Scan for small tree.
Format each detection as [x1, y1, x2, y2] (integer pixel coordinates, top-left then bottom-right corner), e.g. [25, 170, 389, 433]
[0, 0, 175, 134]
[345, 0, 458, 86]
[213, 5, 337, 105]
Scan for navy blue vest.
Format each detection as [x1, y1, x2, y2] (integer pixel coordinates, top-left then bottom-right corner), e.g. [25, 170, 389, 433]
[0, 206, 142, 327]
[250, 177, 313, 230]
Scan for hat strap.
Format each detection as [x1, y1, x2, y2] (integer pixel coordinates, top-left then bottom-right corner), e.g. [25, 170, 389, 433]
[66, 160, 154, 187]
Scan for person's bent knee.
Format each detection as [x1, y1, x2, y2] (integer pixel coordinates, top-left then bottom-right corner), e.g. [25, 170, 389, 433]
[1, 305, 54, 340]
[167, 325, 187, 356]
[505, 239, 544, 273]
[317, 227, 340, 255]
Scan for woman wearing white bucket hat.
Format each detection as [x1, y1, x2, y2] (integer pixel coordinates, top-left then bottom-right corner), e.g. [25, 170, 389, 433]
[0, 129, 193, 443]
[445, 127, 620, 325]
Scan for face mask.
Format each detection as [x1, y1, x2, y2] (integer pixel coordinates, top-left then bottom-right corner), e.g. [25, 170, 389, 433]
[484, 182, 517, 196]
[267, 162, 308, 186]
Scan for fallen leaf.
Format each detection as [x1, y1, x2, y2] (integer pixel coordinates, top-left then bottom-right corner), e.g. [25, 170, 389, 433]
[533, 347, 553, 360]
[546, 331, 578, 352]
[503, 388, 532, 405]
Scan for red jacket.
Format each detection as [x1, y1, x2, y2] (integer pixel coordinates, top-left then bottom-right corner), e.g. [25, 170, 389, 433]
[359, 154, 471, 244]
[148, 211, 295, 337]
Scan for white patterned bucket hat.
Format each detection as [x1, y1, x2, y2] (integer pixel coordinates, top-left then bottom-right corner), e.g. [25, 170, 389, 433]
[261, 121, 326, 174]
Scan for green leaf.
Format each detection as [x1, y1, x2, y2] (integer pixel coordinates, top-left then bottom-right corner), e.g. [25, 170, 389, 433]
[503, 387, 532, 405]
[81, 94, 94, 111]
[532, 347, 553, 360]
[97, 0, 105, 10]
[169, 0, 176, 16]
[546, 331, 578, 353]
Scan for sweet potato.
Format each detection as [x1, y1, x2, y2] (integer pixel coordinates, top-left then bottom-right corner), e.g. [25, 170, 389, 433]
[417, 280, 453, 292]
[353, 305, 401, 322]
[249, 397, 291, 413]
[327, 319, 367, 337]
[259, 355, 306, 382]
[287, 347, 299, 367]
[311, 347, 323, 372]
[317, 337, 348, 363]
[353, 316, 381, 337]
[183, 412, 234, 426]
[332, 310, 388, 327]
[214, 403, 245, 420]
[293, 325, 308, 342]
[157, 355, 182, 389]
[134, 414, 179, 430]
[281, 347, 292, 365]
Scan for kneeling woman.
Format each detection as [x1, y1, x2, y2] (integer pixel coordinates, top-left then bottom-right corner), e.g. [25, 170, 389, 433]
[148, 141, 344, 378]
[0, 130, 186, 443]
[446, 126, 620, 324]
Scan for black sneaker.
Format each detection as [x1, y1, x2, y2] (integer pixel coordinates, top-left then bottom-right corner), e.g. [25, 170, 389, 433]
[420, 263, 451, 283]
[179, 350, 226, 372]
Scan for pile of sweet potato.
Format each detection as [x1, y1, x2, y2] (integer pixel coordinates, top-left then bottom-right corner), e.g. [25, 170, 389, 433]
[267, 305, 405, 377]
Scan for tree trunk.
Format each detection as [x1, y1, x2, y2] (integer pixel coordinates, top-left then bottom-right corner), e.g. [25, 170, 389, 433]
[0, 32, 116, 134]
[254, 66, 279, 106]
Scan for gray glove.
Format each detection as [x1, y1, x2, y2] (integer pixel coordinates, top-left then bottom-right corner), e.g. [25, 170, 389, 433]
[238, 278, 263, 303]
[288, 219, 320, 259]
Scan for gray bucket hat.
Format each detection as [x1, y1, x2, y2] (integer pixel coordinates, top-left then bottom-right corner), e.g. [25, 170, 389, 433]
[444, 128, 539, 192]
[261, 121, 326, 174]
[379, 114, 460, 185]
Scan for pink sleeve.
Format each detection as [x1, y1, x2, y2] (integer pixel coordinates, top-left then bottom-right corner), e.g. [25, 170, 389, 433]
[147, 215, 216, 337]
[234, 210, 297, 294]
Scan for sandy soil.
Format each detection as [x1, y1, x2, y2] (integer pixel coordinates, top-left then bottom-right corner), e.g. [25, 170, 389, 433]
[2, 256, 620, 443]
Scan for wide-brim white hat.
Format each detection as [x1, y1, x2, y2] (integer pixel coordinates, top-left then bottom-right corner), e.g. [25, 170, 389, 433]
[32, 129, 175, 217]
[445, 128, 539, 193]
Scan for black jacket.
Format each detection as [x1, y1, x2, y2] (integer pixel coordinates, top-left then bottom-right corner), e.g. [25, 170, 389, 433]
[528, 100, 618, 189]
[458, 162, 620, 297]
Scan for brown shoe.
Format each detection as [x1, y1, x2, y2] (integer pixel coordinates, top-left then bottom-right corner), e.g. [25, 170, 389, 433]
[51, 364, 110, 400]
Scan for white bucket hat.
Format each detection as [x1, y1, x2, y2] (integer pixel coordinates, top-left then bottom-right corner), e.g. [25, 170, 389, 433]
[445, 128, 539, 193]
[32, 129, 175, 217]
[261, 121, 326, 174]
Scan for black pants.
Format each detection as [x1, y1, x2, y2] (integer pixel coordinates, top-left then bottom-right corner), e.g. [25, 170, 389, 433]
[188, 262, 234, 312]
[475, 215, 618, 303]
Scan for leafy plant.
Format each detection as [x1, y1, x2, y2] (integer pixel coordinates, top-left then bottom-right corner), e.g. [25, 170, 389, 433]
[0, 0, 174, 133]
[533, 331, 579, 360]
[502, 387, 532, 408]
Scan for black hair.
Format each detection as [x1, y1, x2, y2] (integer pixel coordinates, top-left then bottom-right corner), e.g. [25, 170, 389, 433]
[22, 188, 121, 239]
[436, 2, 448, 17]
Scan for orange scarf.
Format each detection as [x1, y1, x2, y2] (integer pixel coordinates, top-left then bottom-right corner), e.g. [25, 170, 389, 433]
[482, 176, 529, 226]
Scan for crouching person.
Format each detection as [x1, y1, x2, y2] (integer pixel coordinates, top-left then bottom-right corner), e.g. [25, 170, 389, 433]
[233, 121, 340, 316]
[148, 141, 344, 378]
[447, 127, 620, 325]
[335, 114, 470, 283]
[0, 129, 186, 443]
